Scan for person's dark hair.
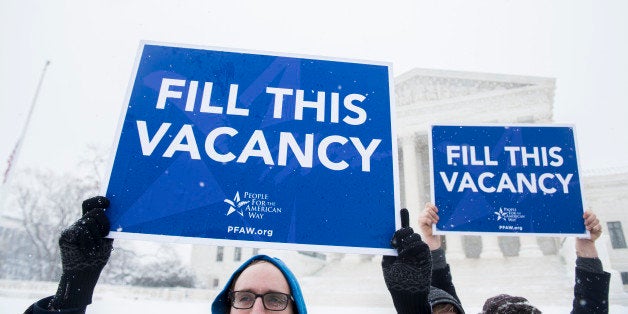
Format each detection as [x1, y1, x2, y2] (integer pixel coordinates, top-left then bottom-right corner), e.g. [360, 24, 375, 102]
[482, 294, 541, 314]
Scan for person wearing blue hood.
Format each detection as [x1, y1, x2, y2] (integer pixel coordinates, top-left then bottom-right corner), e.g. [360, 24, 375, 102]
[211, 254, 307, 313]
[23, 196, 431, 314]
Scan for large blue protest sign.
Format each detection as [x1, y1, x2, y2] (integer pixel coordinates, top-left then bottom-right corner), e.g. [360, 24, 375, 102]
[102, 42, 399, 254]
[429, 125, 586, 236]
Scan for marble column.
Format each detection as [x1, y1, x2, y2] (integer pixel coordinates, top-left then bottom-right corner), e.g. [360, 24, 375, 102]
[414, 135, 429, 207]
[444, 234, 466, 260]
[401, 134, 421, 230]
[481, 235, 503, 258]
[519, 236, 543, 257]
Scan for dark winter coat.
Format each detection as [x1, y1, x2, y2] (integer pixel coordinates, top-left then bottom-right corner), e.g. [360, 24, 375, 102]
[24, 296, 84, 314]
[572, 266, 610, 314]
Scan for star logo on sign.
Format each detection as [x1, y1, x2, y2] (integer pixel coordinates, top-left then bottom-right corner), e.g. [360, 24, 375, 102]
[494, 208, 505, 221]
[224, 192, 249, 216]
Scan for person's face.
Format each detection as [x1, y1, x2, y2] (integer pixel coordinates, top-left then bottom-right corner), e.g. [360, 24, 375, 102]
[230, 262, 294, 314]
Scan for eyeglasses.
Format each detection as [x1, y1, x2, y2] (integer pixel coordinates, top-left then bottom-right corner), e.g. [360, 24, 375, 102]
[432, 303, 459, 314]
[229, 291, 292, 311]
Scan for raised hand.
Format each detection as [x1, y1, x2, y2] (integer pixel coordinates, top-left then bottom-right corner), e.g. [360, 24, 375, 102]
[382, 208, 432, 313]
[49, 196, 112, 310]
[419, 202, 442, 251]
[576, 210, 602, 258]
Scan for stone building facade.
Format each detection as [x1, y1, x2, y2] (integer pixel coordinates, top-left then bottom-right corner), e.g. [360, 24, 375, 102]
[189, 68, 628, 307]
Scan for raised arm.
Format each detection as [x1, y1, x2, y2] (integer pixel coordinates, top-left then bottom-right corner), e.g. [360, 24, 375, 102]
[25, 196, 112, 314]
[420, 202, 462, 307]
[571, 210, 610, 314]
[382, 208, 432, 314]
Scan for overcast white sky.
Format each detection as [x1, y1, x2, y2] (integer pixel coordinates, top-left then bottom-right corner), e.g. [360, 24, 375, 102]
[1, 0, 628, 177]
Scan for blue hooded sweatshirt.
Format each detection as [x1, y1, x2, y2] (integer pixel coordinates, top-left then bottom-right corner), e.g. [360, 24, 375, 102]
[211, 255, 307, 314]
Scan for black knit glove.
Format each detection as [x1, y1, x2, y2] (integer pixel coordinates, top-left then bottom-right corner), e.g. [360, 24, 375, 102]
[48, 196, 112, 311]
[382, 208, 432, 314]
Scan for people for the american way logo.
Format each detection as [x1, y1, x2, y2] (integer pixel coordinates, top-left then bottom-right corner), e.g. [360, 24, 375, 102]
[494, 208, 506, 221]
[494, 207, 525, 222]
[224, 192, 249, 216]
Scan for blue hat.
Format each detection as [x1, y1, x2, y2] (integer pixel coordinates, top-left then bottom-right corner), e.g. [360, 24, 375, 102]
[211, 255, 307, 313]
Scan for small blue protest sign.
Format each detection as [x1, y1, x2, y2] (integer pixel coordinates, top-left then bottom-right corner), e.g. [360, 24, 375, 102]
[429, 125, 586, 236]
[103, 42, 399, 254]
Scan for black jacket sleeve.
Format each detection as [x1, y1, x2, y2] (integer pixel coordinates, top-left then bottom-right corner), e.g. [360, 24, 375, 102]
[431, 265, 461, 302]
[24, 296, 87, 314]
[430, 248, 462, 304]
[571, 264, 610, 313]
